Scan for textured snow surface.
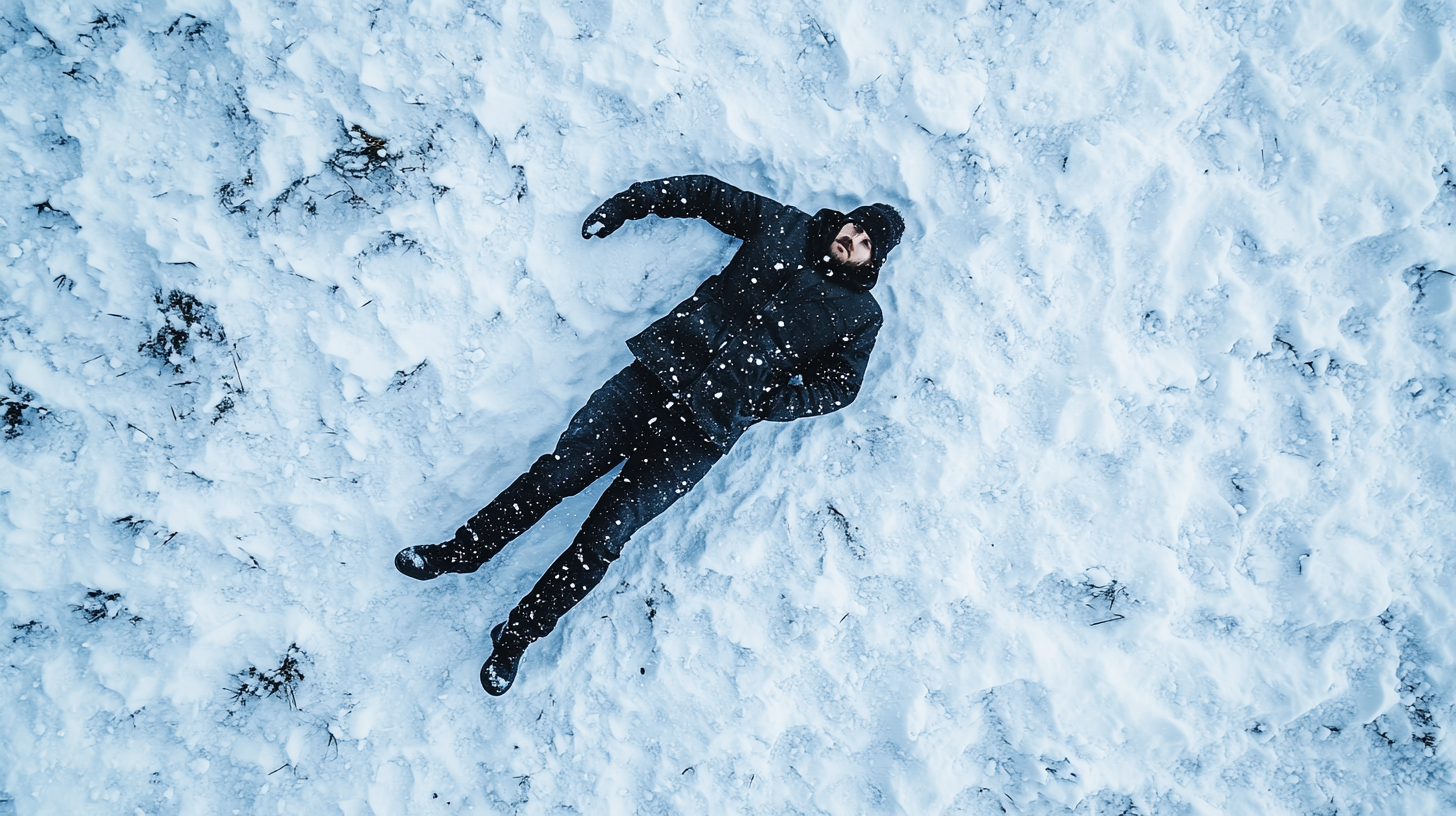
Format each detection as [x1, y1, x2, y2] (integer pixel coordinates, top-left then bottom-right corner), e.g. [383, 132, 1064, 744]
[3, 0, 1456, 813]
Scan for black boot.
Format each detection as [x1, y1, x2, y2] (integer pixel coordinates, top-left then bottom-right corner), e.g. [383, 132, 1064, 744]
[393, 540, 482, 581]
[480, 621, 525, 696]
[395, 518, 512, 580]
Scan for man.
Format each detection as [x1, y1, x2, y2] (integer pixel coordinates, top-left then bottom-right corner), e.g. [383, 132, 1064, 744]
[395, 175, 905, 695]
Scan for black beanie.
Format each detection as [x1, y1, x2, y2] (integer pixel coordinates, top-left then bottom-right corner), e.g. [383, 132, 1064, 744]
[847, 203, 905, 268]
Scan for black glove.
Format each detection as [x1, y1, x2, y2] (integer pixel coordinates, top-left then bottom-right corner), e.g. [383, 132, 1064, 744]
[581, 191, 646, 239]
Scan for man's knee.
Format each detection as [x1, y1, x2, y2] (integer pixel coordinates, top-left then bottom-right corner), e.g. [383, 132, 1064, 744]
[582, 526, 626, 565]
[525, 451, 560, 478]
[525, 447, 599, 488]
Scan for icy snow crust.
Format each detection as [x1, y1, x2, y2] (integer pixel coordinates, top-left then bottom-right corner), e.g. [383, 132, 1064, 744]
[2, 0, 1455, 812]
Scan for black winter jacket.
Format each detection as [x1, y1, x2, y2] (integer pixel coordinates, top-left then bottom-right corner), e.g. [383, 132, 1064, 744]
[606, 175, 884, 452]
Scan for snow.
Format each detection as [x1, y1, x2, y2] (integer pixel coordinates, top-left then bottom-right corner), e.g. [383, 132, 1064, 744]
[2, 0, 1455, 813]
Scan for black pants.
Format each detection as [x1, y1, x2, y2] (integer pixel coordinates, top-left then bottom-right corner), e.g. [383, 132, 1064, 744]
[459, 362, 722, 650]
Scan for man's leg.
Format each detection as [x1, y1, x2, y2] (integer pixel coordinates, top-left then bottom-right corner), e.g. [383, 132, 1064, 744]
[396, 362, 665, 579]
[481, 422, 722, 693]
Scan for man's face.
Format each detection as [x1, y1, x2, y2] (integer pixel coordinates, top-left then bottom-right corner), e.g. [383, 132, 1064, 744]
[829, 222, 873, 267]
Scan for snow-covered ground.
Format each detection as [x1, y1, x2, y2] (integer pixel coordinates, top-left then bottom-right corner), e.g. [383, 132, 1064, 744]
[2, 0, 1455, 812]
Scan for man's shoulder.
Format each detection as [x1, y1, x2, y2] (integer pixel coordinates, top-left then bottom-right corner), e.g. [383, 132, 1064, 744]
[823, 285, 883, 332]
[746, 202, 808, 240]
[852, 288, 884, 329]
[861, 292, 884, 325]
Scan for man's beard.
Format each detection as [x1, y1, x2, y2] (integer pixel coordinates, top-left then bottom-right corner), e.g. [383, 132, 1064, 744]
[805, 208, 879, 292]
[806, 208, 860, 277]
[817, 248, 869, 282]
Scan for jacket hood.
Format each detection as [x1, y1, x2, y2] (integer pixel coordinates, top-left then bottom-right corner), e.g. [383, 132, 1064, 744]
[806, 208, 879, 293]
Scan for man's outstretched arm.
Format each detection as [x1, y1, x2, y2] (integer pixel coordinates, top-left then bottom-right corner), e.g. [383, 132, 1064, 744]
[582, 175, 785, 242]
[756, 320, 881, 421]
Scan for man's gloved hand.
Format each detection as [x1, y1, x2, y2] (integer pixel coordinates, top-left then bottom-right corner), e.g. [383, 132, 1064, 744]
[581, 191, 646, 239]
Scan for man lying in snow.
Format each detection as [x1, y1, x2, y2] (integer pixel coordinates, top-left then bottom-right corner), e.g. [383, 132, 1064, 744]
[395, 175, 905, 695]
